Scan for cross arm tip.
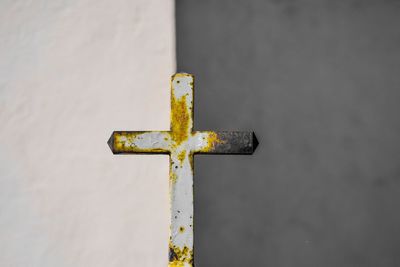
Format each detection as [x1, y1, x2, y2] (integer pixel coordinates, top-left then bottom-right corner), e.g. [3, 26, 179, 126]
[238, 131, 258, 154]
[252, 132, 259, 154]
[107, 132, 117, 154]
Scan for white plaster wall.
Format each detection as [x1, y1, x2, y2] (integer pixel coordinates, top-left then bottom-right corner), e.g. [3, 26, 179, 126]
[0, 0, 174, 266]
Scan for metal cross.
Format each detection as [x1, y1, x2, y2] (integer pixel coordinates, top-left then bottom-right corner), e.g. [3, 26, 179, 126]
[107, 73, 258, 267]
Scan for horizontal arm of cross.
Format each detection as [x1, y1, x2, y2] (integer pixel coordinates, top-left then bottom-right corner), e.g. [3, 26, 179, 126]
[192, 131, 258, 154]
[108, 130, 259, 155]
[108, 131, 170, 154]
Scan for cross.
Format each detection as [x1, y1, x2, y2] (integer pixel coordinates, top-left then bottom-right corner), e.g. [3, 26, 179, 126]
[107, 73, 258, 267]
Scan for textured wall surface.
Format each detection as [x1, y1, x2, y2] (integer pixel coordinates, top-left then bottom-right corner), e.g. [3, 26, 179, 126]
[0, 0, 174, 266]
[176, 1, 400, 267]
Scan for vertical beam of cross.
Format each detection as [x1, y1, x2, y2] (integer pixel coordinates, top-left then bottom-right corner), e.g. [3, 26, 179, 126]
[108, 73, 258, 267]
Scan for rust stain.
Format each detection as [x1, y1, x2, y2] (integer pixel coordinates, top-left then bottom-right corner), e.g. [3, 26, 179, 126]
[170, 166, 178, 183]
[113, 132, 167, 153]
[169, 242, 193, 267]
[177, 150, 186, 164]
[202, 132, 224, 152]
[168, 261, 185, 267]
[170, 92, 190, 146]
[114, 132, 133, 151]
[188, 152, 194, 173]
[172, 73, 193, 80]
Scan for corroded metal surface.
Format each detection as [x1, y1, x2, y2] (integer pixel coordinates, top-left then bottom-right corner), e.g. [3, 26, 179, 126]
[108, 73, 258, 267]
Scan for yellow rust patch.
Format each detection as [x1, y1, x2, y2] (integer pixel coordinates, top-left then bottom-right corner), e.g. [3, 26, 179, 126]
[170, 92, 190, 146]
[113, 132, 135, 151]
[179, 226, 185, 233]
[168, 261, 185, 267]
[113, 132, 167, 153]
[169, 242, 193, 267]
[170, 169, 177, 184]
[172, 73, 193, 80]
[188, 153, 194, 172]
[177, 150, 186, 164]
[202, 132, 224, 152]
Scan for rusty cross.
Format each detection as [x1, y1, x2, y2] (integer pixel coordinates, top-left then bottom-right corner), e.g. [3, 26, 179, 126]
[107, 73, 258, 267]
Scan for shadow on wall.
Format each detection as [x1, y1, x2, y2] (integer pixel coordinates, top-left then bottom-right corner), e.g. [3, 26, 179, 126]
[176, 1, 400, 267]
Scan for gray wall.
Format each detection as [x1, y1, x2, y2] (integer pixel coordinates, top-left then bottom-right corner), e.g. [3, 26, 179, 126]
[176, 1, 400, 266]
